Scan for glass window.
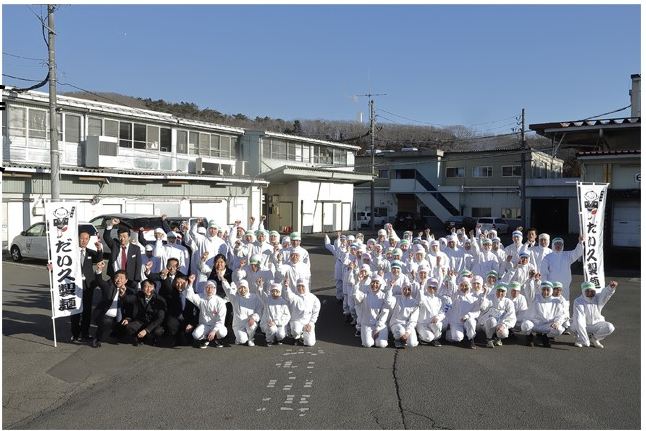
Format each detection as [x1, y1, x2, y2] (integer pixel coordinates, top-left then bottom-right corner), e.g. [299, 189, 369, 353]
[146, 125, 159, 150]
[133, 123, 146, 149]
[160, 128, 171, 152]
[104, 119, 118, 138]
[199, 133, 210, 156]
[64, 114, 81, 143]
[262, 137, 271, 159]
[28, 109, 47, 139]
[302, 144, 310, 163]
[472, 166, 492, 178]
[287, 142, 297, 161]
[472, 208, 491, 217]
[446, 167, 465, 178]
[379, 169, 389, 179]
[189, 131, 199, 155]
[271, 139, 286, 159]
[220, 136, 231, 159]
[501, 208, 521, 218]
[210, 134, 220, 157]
[88, 117, 102, 136]
[177, 130, 188, 154]
[8, 106, 27, 137]
[502, 165, 521, 177]
[119, 122, 132, 148]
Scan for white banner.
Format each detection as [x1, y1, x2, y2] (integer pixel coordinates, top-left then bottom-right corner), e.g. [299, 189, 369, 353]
[45, 202, 83, 319]
[576, 182, 609, 290]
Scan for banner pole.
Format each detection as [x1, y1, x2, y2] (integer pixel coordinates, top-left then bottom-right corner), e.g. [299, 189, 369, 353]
[45, 217, 58, 347]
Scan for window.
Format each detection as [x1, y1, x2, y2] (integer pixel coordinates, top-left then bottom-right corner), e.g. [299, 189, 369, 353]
[501, 208, 521, 218]
[199, 133, 210, 156]
[271, 139, 286, 160]
[395, 169, 415, 179]
[379, 169, 389, 179]
[29, 109, 47, 139]
[472, 207, 491, 217]
[502, 165, 521, 177]
[133, 123, 147, 149]
[104, 119, 118, 138]
[146, 125, 159, 150]
[220, 136, 232, 159]
[159, 128, 171, 152]
[8, 107, 26, 137]
[189, 131, 199, 155]
[472, 166, 492, 178]
[119, 122, 132, 148]
[88, 117, 102, 136]
[177, 130, 188, 154]
[446, 167, 465, 178]
[64, 114, 81, 143]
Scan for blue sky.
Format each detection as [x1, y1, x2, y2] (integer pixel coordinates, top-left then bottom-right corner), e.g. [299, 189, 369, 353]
[1, 4, 641, 134]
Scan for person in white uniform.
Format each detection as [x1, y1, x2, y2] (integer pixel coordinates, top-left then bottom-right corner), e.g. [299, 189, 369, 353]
[222, 278, 262, 347]
[389, 283, 420, 348]
[572, 280, 618, 348]
[282, 278, 321, 346]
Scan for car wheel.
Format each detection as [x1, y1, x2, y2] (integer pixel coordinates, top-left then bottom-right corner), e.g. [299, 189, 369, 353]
[10, 245, 23, 262]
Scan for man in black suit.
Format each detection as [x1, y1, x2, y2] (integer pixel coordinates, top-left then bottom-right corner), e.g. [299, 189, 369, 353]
[91, 261, 136, 348]
[122, 279, 166, 346]
[102, 217, 142, 289]
[70, 230, 102, 342]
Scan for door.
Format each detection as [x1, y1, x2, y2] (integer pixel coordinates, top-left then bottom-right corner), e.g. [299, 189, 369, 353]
[279, 201, 294, 233]
[612, 200, 640, 247]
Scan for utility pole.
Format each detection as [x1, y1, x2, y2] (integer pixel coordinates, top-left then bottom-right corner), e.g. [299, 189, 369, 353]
[48, 5, 60, 201]
[357, 91, 385, 230]
[520, 108, 527, 228]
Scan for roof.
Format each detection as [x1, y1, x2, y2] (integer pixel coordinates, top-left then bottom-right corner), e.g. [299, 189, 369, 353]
[261, 164, 373, 184]
[248, 130, 361, 151]
[529, 117, 641, 149]
[1, 162, 269, 186]
[577, 149, 641, 160]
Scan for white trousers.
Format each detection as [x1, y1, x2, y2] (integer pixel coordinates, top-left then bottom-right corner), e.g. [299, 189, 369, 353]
[361, 324, 388, 348]
[482, 317, 510, 339]
[233, 321, 258, 344]
[416, 321, 443, 343]
[192, 322, 227, 340]
[572, 321, 615, 346]
[290, 321, 317, 346]
[391, 323, 419, 347]
[446, 318, 477, 342]
[262, 323, 287, 343]
[521, 320, 564, 337]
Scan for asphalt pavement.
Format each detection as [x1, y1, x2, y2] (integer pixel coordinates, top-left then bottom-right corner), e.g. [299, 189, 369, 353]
[2, 232, 641, 429]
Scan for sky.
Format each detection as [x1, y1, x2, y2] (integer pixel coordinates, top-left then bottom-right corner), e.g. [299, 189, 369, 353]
[1, 3, 641, 135]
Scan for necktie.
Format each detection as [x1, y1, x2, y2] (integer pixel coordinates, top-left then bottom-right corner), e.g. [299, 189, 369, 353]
[121, 247, 127, 271]
[80, 249, 86, 280]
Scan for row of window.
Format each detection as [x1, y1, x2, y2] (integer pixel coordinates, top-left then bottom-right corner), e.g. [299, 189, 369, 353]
[3, 106, 240, 160]
[261, 137, 348, 166]
[446, 165, 522, 178]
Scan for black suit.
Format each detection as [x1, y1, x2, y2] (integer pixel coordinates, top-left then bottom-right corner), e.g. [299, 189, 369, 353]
[148, 271, 198, 345]
[71, 247, 101, 339]
[123, 291, 166, 344]
[93, 272, 136, 343]
[103, 226, 142, 288]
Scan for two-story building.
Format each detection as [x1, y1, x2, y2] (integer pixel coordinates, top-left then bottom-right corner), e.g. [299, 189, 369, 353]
[1, 88, 371, 247]
[354, 144, 564, 230]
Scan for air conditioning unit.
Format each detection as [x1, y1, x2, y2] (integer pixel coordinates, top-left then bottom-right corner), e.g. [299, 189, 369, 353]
[85, 135, 120, 168]
[195, 158, 222, 175]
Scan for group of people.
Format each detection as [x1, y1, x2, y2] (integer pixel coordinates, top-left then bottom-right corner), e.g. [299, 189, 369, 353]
[324, 223, 619, 349]
[60, 214, 618, 351]
[61, 215, 320, 349]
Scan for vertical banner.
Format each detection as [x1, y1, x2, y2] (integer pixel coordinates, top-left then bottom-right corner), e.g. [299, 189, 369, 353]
[45, 201, 82, 319]
[576, 182, 609, 290]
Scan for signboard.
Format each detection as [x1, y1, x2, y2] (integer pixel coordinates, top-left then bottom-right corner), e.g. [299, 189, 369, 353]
[45, 201, 83, 319]
[576, 182, 609, 290]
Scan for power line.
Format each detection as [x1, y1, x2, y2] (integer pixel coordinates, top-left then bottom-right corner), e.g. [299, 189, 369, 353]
[583, 105, 631, 120]
[2, 51, 45, 62]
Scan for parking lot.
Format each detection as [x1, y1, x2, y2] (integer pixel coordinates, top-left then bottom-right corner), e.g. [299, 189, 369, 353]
[2, 233, 641, 429]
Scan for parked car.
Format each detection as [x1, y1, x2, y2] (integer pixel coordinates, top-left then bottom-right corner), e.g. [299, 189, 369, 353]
[10, 222, 98, 262]
[89, 214, 161, 256]
[392, 211, 426, 231]
[166, 216, 209, 233]
[444, 215, 477, 233]
[355, 211, 388, 229]
[476, 217, 509, 234]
